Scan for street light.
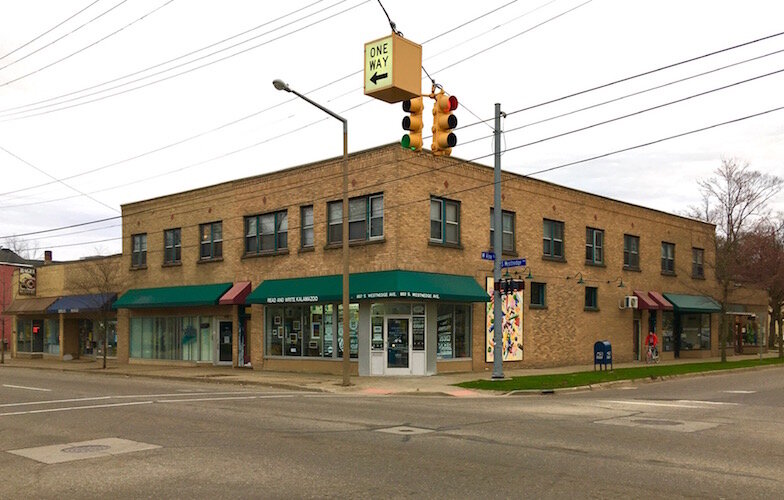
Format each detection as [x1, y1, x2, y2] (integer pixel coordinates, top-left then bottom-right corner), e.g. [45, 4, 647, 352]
[273, 79, 351, 386]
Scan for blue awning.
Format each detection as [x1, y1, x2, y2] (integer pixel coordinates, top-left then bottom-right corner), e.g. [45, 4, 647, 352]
[47, 293, 117, 314]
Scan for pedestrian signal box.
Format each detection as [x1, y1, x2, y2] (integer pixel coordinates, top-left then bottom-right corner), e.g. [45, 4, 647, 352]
[364, 33, 422, 103]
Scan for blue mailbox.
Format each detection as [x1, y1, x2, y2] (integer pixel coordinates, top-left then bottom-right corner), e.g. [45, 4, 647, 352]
[593, 340, 612, 371]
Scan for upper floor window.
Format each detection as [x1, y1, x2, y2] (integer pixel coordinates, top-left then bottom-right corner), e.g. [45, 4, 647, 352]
[624, 234, 640, 270]
[530, 282, 546, 308]
[430, 197, 460, 245]
[490, 209, 515, 253]
[131, 233, 147, 268]
[245, 211, 287, 255]
[543, 219, 564, 260]
[200, 221, 223, 260]
[163, 228, 181, 264]
[692, 247, 704, 278]
[584, 286, 598, 310]
[327, 193, 384, 245]
[301, 205, 314, 248]
[585, 227, 604, 265]
[661, 242, 675, 274]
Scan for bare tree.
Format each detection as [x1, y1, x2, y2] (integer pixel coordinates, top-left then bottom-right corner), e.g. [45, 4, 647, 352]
[688, 158, 783, 361]
[68, 255, 121, 369]
[1, 236, 41, 261]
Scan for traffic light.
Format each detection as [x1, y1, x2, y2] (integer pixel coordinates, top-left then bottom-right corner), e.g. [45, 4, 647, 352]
[401, 97, 423, 151]
[431, 91, 458, 156]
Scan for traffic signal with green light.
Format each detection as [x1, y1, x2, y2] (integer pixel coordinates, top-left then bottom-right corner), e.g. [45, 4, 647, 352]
[431, 91, 457, 156]
[401, 96, 423, 151]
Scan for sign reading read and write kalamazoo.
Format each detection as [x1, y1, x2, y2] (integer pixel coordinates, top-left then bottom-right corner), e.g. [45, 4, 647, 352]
[267, 291, 441, 303]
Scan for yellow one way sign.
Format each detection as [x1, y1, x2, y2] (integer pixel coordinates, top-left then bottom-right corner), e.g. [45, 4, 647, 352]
[363, 33, 421, 104]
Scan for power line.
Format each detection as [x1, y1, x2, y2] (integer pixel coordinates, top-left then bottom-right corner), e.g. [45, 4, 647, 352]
[0, 145, 119, 214]
[9, 101, 784, 247]
[0, 0, 558, 198]
[0, 0, 176, 88]
[0, 0, 364, 120]
[0, 0, 130, 73]
[0, 0, 104, 63]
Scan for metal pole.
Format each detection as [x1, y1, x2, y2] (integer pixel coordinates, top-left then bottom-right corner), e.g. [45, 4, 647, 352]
[1, 277, 5, 364]
[280, 84, 351, 386]
[492, 103, 504, 379]
[341, 122, 351, 386]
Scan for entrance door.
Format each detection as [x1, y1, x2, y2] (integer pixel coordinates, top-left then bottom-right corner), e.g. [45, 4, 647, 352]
[633, 319, 641, 361]
[218, 321, 232, 363]
[32, 320, 44, 353]
[385, 317, 410, 374]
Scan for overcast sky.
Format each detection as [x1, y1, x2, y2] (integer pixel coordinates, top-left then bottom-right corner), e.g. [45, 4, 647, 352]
[0, 0, 782, 260]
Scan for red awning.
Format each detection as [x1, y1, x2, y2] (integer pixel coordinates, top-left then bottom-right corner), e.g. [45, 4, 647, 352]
[219, 281, 252, 305]
[633, 290, 658, 310]
[648, 291, 673, 311]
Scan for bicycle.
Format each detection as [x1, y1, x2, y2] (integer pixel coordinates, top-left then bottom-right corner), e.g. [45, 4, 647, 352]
[646, 345, 659, 364]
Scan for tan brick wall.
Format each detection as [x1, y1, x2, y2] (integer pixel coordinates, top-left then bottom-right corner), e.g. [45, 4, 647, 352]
[28, 143, 761, 371]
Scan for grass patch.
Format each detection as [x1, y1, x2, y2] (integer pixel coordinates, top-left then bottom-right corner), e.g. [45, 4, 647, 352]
[457, 357, 784, 392]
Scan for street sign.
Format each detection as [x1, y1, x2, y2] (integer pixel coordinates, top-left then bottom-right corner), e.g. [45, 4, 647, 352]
[365, 35, 393, 92]
[363, 33, 421, 103]
[481, 252, 495, 261]
[501, 258, 526, 268]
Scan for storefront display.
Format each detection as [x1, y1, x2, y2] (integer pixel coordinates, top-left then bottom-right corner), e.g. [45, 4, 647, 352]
[130, 316, 216, 361]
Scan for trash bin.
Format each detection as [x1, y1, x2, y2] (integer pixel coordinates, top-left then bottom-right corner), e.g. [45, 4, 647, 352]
[594, 340, 612, 371]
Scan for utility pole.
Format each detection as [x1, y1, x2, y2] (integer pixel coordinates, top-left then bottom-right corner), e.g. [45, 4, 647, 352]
[1, 275, 5, 364]
[492, 103, 504, 379]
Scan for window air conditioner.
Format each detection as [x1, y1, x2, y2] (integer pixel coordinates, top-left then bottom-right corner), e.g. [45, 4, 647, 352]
[619, 296, 638, 309]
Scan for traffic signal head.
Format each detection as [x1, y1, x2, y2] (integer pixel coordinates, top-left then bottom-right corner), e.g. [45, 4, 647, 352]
[432, 92, 458, 156]
[401, 97, 423, 151]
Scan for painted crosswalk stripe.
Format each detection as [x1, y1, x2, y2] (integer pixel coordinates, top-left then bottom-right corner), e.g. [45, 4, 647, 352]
[3, 384, 52, 392]
[0, 401, 152, 417]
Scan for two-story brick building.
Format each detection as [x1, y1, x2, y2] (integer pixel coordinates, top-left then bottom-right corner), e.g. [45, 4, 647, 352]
[7, 143, 768, 375]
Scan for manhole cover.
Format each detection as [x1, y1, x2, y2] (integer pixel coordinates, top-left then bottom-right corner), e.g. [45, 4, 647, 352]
[62, 445, 112, 454]
[631, 419, 683, 426]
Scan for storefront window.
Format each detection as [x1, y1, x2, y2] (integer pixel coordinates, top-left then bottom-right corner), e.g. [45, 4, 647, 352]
[338, 304, 359, 359]
[45, 319, 60, 355]
[681, 313, 710, 350]
[266, 304, 340, 358]
[130, 316, 215, 361]
[662, 312, 674, 352]
[437, 304, 471, 359]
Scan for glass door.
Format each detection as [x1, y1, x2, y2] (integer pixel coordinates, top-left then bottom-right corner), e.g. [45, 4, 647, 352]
[385, 317, 410, 374]
[218, 321, 233, 363]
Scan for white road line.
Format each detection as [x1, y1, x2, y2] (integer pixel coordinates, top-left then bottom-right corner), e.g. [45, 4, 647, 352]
[674, 399, 739, 406]
[724, 390, 756, 394]
[601, 400, 728, 409]
[113, 391, 284, 399]
[0, 396, 112, 408]
[0, 401, 152, 417]
[157, 395, 295, 403]
[3, 384, 52, 392]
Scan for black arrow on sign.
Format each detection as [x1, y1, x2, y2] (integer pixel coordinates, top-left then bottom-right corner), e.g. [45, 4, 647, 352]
[370, 72, 388, 84]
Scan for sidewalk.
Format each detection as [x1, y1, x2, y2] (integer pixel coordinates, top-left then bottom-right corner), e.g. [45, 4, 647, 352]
[1, 352, 780, 397]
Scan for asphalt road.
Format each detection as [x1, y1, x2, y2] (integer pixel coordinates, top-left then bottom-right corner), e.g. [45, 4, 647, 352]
[1, 366, 782, 499]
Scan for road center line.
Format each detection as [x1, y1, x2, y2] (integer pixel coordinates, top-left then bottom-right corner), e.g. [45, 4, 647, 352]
[0, 401, 152, 417]
[723, 390, 756, 394]
[674, 399, 739, 406]
[0, 396, 112, 408]
[3, 384, 52, 392]
[601, 400, 712, 409]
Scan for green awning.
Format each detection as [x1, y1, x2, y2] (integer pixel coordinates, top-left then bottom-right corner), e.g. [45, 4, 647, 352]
[662, 293, 722, 313]
[114, 283, 233, 309]
[247, 270, 490, 304]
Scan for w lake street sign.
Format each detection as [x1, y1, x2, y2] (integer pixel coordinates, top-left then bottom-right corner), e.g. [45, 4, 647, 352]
[363, 33, 422, 103]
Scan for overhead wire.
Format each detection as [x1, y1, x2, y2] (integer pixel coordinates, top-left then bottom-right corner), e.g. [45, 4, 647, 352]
[0, 0, 176, 88]
[0, 0, 131, 73]
[0, 0, 104, 63]
[8, 102, 784, 247]
[0, 0, 568, 198]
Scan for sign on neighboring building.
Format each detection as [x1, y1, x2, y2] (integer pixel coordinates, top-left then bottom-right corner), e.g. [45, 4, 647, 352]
[485, 277, 523, 362]
[363, 32, 422, 103]
[18, 266, 36, 296]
